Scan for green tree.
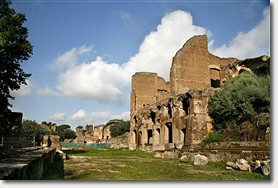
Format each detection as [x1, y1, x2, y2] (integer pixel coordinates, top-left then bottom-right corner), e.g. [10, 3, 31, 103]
[41, 121, 47, 125]
[209, 72, 270, 129]
[21, 119, 38, 137]
[0, 0, 33, 111]
[41, 121, 56, 127]
[76, 125, 83, 130]
[21, 119, 51, 145]
[110, 120, 130, 138]
[57, 124, 70, 132]
[54, 124, 76, 141]
[63, 129, 76, 140]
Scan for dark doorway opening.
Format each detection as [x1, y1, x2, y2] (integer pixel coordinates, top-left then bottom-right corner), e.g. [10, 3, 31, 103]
[150, 111, 156, 124]
[210, 68, 221, 88]
[182, 98, 190, 115]
[147, 129, 153, 144]
[211, 79, 221, 88]
[181, 128, 186, 144]
[166, 123, 173, 143]
[138, 131, 142, 146]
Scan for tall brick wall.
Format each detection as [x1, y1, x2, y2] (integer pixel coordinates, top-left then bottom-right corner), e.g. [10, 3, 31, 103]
[169, 35, 237, 95]
[129, 34, 269, 152]
[156, 76, 170, 102]
[131, 72, 170, 113]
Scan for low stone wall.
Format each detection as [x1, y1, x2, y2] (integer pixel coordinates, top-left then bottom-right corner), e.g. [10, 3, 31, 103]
[180, 149, 270, 163]
[106, 136, 129, 149]
[155, 141, 270, 163]
[0, 147, 56, 180]
[203, 141, 270, 149]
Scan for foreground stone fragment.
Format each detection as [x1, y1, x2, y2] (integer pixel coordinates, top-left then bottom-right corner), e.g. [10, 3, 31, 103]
[193, 154, 208, 166]
[180, 155, 189, 162]
[226, 161, 238, 170]
[236, 159, 251, 172]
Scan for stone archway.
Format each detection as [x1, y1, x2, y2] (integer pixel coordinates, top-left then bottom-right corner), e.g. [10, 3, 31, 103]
[208, 65, 221, 88]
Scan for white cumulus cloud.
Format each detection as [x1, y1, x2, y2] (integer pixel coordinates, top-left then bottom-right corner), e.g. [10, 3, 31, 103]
[52, 45, 93, 71]
[70, 109, 87, 121]
[54, 10, 209, 102]
[50, 8, 269, 106]
[125, 10, 209, 81]
[57, 56, 123, 101]
[49, 112, 66, 121]
[91, 111, 111, 119]
[10, 80, 33, 98]
[111, 111, 130, 121]
[37, 86, 59, 96]
[89, 111, 130, 125]
[210, 7, 270, 59]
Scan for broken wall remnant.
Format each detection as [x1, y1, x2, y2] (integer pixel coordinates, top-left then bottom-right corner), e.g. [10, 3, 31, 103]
[129, 88, 215, 151]
[41, 135, 61, 150]
[74, 129, 85, 143]
[130, 72, 170, 112]
[84, 124, 94, 143]
[92, 125, 104, 142]
[129, 34, 270, 152]
[73, 122, 114, 144]
[169, 35, 238, 95]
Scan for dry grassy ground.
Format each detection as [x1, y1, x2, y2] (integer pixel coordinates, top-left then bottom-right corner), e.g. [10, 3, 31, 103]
[42, 148, 270, 181]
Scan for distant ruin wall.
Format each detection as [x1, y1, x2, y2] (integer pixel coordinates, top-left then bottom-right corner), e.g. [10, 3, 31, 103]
[0, 147, 56, 180]
[106, 135, 129, 149]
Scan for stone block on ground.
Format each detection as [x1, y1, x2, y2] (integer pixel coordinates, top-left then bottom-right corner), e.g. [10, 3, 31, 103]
[193, 154, 208, 166]
[236, 159, 251, 172]
[226, 161, 238, 169]
[180, 155, 189, 162]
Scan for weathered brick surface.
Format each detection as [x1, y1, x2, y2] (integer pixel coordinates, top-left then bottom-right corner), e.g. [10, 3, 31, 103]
[129, 34, 270, 152]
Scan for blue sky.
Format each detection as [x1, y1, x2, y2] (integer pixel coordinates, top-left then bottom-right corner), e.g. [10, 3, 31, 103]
[9, 0, 270, 130]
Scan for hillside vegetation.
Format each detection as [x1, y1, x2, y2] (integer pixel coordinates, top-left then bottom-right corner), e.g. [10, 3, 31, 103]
[207, 72, 270, 142]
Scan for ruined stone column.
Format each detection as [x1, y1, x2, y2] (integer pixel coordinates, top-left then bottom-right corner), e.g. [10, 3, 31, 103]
[152, 123, 160, 150]
[49, 135, 61, 150]
[42, 135, 49, 147]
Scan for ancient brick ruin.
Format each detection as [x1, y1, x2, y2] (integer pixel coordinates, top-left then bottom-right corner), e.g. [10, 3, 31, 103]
[129, 34, 270, 151]
[73, 120, 122, 144]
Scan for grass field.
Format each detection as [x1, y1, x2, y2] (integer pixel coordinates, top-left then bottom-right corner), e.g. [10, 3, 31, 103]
[42, 148, 270, 180]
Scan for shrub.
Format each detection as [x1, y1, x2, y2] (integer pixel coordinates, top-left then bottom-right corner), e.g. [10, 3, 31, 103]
[209, 72, 270, 126]
[202, 132, 224, 145]
[110, 120, 130, 138]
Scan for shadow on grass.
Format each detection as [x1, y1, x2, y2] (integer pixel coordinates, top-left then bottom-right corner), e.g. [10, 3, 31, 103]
[62, 149, 88, 155]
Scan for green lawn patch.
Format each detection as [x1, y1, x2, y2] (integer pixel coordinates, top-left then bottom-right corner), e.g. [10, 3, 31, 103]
[42, 148, 270, 180]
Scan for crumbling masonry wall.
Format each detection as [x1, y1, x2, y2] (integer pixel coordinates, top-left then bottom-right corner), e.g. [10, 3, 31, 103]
[169, 35, 238, 95]
[129, 88, 215, 151]
[130, 72, 170, 112]
[129, 34, 269, 152]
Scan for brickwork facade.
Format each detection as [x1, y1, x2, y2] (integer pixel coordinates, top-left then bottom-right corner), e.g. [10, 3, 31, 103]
[129, 34, 269, 152]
